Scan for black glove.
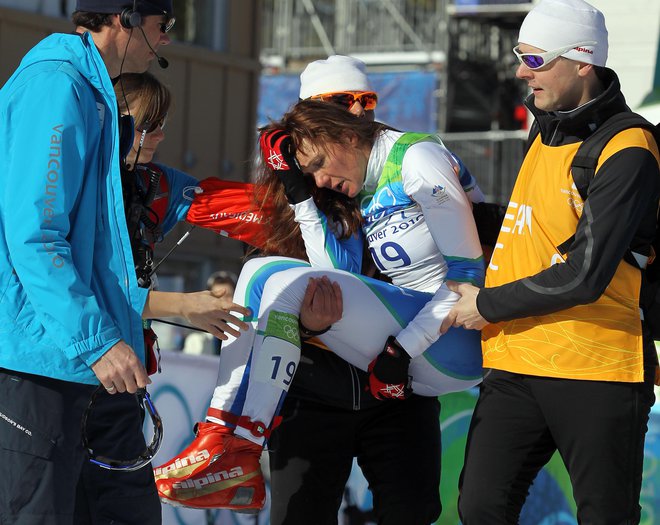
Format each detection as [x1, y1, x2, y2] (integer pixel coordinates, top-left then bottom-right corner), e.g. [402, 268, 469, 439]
[259, 129, 311, 204]
[367, 336, 412, 400]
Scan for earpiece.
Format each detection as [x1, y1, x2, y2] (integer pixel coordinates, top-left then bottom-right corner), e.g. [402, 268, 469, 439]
[120, 1, 141, 29]
[120, 7, 141, 29]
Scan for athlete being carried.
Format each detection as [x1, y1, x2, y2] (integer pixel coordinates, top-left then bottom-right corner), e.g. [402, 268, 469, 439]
[154, 99, 487, 511]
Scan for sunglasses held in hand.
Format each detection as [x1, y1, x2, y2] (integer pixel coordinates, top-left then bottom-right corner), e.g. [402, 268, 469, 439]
[512, 41, 597, 70]
[310, 91, 378, 111]
[81, 386, 163, 472]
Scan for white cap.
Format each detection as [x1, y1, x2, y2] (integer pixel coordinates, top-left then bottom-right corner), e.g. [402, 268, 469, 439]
[518, 0, 608, 67]
[299, 55, 372, 100]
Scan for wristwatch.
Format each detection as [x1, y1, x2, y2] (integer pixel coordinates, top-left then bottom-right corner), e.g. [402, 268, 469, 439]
[298, 319, 331, 339]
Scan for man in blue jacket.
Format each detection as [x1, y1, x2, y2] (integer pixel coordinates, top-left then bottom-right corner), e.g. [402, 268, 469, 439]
[0, 1, 174, 522]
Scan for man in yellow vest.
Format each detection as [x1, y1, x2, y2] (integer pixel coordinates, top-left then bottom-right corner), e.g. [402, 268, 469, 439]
[441, 0, 660, 522]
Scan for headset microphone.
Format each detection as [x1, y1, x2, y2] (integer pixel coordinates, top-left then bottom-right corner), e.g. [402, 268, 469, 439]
[156, 55, 169, 70]
[138, 26, 169, 69]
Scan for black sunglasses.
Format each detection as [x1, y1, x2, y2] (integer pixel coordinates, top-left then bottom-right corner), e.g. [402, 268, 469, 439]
[81, 386, 163, 471]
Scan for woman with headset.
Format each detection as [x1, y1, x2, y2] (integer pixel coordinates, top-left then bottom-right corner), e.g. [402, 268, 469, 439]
[76, 70, 253, 523]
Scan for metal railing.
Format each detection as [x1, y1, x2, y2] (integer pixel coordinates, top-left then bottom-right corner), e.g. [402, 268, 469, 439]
[442, 130, 527, 204]
[260, 0, 451, 63]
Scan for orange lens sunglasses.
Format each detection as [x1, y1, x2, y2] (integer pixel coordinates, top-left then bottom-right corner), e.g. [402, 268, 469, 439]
[310, 91, 378, 110]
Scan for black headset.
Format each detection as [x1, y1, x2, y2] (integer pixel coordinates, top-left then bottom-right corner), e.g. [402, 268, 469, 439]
[120, 1, 141, 29]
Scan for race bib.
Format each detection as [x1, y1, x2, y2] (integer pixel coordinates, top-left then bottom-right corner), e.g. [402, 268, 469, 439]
[252, 311, 300, 389]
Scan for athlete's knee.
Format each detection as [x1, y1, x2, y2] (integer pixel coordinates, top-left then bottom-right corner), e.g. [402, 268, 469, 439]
[260, 268, 312, 311]
[242, 255, 301, 276]
[240, 256, 270, 278]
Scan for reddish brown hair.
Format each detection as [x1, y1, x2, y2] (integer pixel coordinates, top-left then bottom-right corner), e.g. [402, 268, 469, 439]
[252, 100, 392, 260]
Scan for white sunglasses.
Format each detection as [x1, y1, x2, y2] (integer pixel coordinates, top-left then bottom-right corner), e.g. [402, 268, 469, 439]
[513, 41, 597, 70]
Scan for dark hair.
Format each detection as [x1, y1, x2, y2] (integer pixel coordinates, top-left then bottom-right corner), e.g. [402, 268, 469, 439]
[114, 72, 172, 132]
[250, 100, 392, 260]
[72, 11, 114, 30]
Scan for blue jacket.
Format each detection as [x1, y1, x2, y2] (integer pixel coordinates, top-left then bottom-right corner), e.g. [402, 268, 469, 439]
[0, 32, 151, 385]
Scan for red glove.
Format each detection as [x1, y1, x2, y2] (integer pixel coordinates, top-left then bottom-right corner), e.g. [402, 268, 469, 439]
[259, 129, 311, 204]
[367, 336, 412, 400]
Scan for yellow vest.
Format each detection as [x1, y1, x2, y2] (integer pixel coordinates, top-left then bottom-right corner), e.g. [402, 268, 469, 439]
[483, 128, 658, 382]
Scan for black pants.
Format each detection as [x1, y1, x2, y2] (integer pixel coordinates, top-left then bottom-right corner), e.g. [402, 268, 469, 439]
[458, 369, 656, 525]
[74, 389, 161, 525]
[0, 369, 95, 525]
[0, 369, 159, 525]
[268, 394, 442, 525]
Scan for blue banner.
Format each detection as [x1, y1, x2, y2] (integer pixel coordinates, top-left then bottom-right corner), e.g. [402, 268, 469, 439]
[258, 69, 439, 133]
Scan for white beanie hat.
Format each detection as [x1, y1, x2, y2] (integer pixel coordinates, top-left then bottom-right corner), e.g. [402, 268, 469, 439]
[299, 55, 372, 100]
[518, 0, 608, 67]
